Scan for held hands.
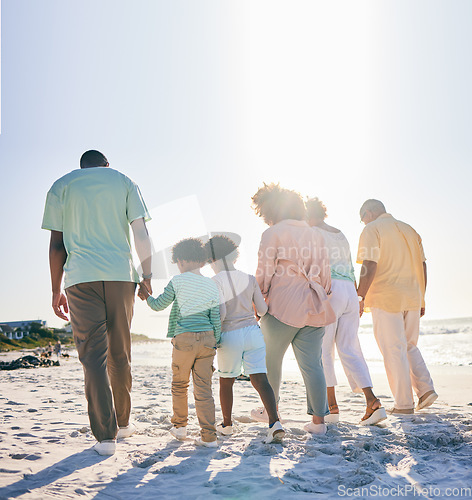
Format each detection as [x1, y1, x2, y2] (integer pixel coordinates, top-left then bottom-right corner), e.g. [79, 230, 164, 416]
[359, 298, 365, 318]
[138, 279, 152, 301]
[52, 292, 69, 320]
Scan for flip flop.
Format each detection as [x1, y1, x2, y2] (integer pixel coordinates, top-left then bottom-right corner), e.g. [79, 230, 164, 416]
[359, 398, 387, 426]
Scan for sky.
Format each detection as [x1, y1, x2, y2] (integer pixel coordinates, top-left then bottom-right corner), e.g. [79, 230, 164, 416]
[1, 1, 471, 337]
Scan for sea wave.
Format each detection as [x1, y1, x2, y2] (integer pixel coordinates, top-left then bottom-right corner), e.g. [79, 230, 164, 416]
[419, 326, 472, 336]
[359, 317, 472, 336]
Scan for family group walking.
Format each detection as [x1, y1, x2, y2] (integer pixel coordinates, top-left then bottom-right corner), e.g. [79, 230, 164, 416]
[42, 151, 438, 455]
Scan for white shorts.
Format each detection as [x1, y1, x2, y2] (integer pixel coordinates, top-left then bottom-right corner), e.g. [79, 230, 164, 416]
[217, 324, 267, 378]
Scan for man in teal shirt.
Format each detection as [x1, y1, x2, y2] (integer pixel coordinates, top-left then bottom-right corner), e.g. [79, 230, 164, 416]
[42, 150, 152, 455]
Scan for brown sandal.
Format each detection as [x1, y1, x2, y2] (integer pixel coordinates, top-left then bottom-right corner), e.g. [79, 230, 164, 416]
[360, 398, 387, 426]
[329, 404, 339, 414]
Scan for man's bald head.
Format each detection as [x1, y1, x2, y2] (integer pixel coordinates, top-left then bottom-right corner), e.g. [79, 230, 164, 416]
[360, 199, 386, 224]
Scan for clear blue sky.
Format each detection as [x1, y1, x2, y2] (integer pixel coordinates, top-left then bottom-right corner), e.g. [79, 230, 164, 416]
[1, 1, 471, 336]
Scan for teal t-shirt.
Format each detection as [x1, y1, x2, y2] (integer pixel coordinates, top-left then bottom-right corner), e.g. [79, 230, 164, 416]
[41, 167, 150, 289]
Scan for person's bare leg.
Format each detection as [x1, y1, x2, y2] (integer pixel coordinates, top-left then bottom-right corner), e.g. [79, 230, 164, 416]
[362, 386, 382, 419]
[219, 377, 235, 427]
[250, 373, 279, 425]
[327, 386, 339, 413]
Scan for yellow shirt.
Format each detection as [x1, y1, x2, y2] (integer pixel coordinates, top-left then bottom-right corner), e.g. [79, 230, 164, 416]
[356, 214, 426, 313]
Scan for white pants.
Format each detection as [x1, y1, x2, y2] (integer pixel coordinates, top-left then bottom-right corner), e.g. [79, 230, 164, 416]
[371, 308, 435, 410]
[322, 279, 372, 392]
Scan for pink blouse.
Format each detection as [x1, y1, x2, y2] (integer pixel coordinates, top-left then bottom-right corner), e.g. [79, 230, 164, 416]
[255, 219, 335, 328]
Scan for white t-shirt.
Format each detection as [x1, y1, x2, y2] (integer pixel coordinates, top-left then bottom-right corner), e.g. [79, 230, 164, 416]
[212, 270, 268, 333]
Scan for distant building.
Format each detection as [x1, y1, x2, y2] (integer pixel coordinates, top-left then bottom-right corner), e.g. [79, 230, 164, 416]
[0, 320, 47, 340]
[1, 320, 47, 330]
[0, 324, 27, 340]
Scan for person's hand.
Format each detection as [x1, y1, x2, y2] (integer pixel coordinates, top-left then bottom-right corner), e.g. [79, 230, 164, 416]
[359, 298, 365, 318]
[137, 285, 147, 301]
[142, 278, 152, 295]
[138, 280, 151, 301]
[420, 306, 425, 317]
[52, 292, 69, 320]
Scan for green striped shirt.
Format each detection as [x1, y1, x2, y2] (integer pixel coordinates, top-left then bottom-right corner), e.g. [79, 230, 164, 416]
[146, 272, 221, 342]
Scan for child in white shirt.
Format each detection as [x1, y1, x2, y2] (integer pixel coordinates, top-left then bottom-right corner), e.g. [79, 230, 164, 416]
[205, 235, 284, 444]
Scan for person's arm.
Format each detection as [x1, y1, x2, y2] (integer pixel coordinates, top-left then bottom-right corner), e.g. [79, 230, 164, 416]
[212, 278, 227, 323]
[357, 260, 377, 317]
[255, 230, 277, 297]
[356, 225, 381, 317]
[253, 279, 268, 318]
[219, 301, 227, 324]
[131, 217, 152, 295]
[316, 232, 332, 294]
[49, 230, 69, 320]
[140, 280, 175, 311]
[216, 284, 227, 324]
[421, 262, 427, 317]
[209, 303, 221, 344]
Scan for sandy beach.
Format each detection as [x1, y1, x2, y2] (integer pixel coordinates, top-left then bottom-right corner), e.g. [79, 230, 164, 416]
[1, 340, 472, 500]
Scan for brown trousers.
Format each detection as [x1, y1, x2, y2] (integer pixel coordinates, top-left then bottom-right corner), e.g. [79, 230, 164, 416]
[171, 331, 217, 442]
[66, 281, 136, 442]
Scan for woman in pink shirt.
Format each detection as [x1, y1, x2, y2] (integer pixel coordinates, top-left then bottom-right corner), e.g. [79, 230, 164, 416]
[251, 183, 335, 435]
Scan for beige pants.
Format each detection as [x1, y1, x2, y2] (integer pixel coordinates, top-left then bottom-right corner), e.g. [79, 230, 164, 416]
[371, 308, 434, 410]
[171, 331, 217, 442]
[66, 281, 136, 442]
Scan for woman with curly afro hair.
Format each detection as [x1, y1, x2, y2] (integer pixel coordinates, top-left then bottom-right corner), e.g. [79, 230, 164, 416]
[251, 183, 335, 435]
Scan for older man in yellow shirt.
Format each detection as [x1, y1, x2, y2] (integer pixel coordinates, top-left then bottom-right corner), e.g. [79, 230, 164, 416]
[356, 199, 437, 414]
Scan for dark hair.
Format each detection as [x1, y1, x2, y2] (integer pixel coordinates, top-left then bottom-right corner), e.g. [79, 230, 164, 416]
[80, 150, 108, 169]
[306, 197, 327, 221]
[171, 238, 207, 264]
[205, 235, 239, 263]
[252, 183, 306, 225]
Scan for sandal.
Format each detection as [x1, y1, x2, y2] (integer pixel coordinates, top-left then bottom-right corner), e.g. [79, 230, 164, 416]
[329, 404, 339, 414]
[360, 398, 387, 426]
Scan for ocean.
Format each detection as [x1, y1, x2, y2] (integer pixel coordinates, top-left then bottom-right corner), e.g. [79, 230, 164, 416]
[131, 317, 472, 378]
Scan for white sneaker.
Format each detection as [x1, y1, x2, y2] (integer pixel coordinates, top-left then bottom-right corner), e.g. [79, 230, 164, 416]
[194, 437, 218, 448]
[117, 423, 136, 439]
[264, 421, 285, 444]
[304, 422, 327, 435]
[93, 439, 116, 455]
[324, 413, 340, 424]
[170, 426, 187, 441]
[251, 407, 281, 423]
[216, 423, 233, 436]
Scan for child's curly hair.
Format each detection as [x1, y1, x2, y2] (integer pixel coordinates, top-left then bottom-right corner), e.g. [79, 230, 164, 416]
[171, 238, 207, 264]
[305, 197, 327, 221]
[205, 235, 239, 263]
[251, 183, 306, 225]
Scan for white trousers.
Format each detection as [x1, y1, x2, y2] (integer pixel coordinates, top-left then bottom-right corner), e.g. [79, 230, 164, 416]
[371, 308, 435, 410]
[322, 279, 372, 392]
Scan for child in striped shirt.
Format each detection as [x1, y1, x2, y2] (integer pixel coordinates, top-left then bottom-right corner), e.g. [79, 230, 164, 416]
[138, 238, 220, 447]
